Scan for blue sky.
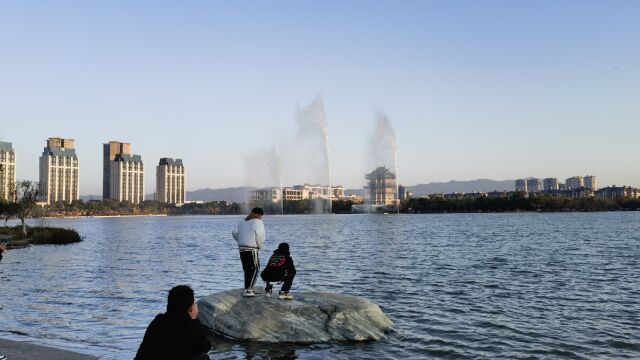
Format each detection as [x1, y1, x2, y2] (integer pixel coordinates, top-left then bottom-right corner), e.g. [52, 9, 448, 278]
[1, 0, 639, 194]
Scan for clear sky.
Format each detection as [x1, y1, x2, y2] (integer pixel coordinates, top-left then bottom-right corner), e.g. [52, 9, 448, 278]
[1, 0, 639, 195]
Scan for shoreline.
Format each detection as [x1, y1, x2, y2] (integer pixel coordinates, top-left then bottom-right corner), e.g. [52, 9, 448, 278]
[0, 338, 97, 360]
[41, 214, 169, 219]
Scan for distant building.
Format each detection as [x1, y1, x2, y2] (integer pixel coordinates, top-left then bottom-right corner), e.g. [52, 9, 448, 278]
[365, 166, 397, 206]
[595, 186, 638, 198]
[463, 191, 486, 199]
[156, 158, 185, 205]
[487, 191, 508, 198]
[398, 185, 409, 200]
[543, 178, 559, 191]
[252, 184, 345, 203]
[515, 179, 527, 192]
[103, 141, 131, 200]
[584, 175, 598, 190]
[526, 178, 542, 193]
[0, 141, 16, 201]
[250, 188, 281, 205]
[110, 154, 144, 203]
[39, 138, 79, 204]
[566, 176, 584, 190]
[558, 183, 567, 190]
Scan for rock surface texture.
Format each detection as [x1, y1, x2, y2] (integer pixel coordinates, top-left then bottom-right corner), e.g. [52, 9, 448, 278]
[198, 289, 393, 343]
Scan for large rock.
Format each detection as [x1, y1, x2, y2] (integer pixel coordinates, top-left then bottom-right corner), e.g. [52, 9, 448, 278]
[197, 289, 393, 343]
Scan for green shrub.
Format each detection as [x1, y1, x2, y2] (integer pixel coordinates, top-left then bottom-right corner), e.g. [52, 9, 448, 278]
[29, 227, 82, 244]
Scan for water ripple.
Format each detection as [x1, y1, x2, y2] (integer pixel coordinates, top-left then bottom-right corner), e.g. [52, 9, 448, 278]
[0, 213, 639, 359]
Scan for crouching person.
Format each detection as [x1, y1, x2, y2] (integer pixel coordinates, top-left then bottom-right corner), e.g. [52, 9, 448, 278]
[135, 285, 211, 360]
[261, 243, 296, 300]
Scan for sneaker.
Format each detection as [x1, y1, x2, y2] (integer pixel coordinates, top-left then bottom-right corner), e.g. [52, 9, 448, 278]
[278, 291, 293, 300]
[243, 289, 258, 297]
[265, 283, 273, 297]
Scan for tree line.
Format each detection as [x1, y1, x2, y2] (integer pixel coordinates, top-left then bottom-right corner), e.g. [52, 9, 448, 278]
[400, 194, 640, 213]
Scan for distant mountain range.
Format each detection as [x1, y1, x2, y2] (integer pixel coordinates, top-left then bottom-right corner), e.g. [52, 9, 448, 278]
[79, 179, 516, 203]
[407, 179, 515, 197]
[346, 179, 514, 197]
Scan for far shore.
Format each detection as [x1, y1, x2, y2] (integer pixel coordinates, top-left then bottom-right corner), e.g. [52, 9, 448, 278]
[44, 214, 169, 219]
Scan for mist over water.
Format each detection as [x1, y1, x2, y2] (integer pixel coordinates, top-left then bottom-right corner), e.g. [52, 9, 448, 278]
[294, 95, 332, 213]
[244, 95, 333, 214]
[243, 146, 283, 213]
[366, 111, 399, 206]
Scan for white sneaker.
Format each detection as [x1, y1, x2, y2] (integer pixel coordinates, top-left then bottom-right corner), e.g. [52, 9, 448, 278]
[278, 292, 293, 300]
[243, 289, 257, 297]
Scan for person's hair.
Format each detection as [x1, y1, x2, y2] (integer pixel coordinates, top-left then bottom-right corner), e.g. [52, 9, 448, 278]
[251, 207, 264, 216]
[167, 285, 194, 313]
[277, 242, 290, 255]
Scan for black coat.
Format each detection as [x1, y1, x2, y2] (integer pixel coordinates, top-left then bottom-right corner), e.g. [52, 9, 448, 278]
[260, 250, 296, 282]
[134, 312, 211, 360]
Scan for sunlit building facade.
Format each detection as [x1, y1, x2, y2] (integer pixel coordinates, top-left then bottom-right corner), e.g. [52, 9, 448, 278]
[156, 158, 185, 205]
[0, 141, 16, 201]
[39, 138, 80, 204]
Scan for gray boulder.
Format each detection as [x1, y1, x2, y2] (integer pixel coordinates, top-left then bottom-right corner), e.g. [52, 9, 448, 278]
[197, 289, 393, 343]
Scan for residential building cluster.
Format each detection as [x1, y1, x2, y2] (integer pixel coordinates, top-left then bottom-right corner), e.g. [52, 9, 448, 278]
[249, 184, 350, 205]
[516, 175, 598, 193]
[0, 138, 186, 205]
[249, 166, 413, 209]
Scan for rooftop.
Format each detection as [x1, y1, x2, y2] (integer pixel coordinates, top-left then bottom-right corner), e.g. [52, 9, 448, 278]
[0, 141, 14, 153]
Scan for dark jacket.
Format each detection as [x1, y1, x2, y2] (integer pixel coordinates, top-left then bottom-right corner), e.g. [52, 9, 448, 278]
[134, 312, 211, 360]
[260, 247, 296, 282]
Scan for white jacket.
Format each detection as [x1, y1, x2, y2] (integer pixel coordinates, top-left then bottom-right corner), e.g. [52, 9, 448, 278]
[232, 218, 265, 250]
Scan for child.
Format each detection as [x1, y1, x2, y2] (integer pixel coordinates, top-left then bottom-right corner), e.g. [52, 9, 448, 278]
[261, 243, 296, 300]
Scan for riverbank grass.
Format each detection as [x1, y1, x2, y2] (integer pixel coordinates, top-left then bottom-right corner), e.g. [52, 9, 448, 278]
[0, 225, 82, 248]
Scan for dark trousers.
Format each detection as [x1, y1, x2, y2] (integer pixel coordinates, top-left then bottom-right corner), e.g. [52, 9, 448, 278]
[239, 249, 259, 289]
[280, 273, 295, 292]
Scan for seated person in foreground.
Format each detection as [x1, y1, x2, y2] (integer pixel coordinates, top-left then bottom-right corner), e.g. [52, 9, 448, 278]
[261, 242, 296, 300]
[135, 285, 211, 360]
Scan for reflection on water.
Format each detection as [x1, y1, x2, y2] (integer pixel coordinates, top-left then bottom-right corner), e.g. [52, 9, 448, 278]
[0, 213, 639, 359]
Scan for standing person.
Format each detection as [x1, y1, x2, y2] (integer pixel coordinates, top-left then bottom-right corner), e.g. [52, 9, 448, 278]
[232, 207, 265, 297]
[135, 285, 211, 360]
[0, 242, 6, 263]
[261, 242, 296, 300]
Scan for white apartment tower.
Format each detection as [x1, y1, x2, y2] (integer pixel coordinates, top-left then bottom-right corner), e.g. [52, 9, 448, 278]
[110, 154, 144, 203]
[543, 178, 559, 191]
[515, 179, 527, 192]
[0, 141, 16, 201]
[566, 176, 585, 190]
[156, 158, 185, 205]
[526, 178, 542, 193]
[584, 175, 598, 190]
[39, 138, 80, 204]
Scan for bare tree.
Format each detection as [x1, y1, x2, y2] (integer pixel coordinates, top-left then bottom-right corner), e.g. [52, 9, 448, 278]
[8, 181, 40, 236]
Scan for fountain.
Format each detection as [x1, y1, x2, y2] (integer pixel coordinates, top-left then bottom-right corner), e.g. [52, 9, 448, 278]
[295, 95, 333, 214]
[354, 111, 400, 213]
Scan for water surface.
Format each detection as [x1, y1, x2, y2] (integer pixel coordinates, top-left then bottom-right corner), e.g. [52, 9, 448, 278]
[0, 213, 639, 359]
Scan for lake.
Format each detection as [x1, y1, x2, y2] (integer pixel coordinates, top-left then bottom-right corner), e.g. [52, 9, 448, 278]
[0, 213, 639, 359]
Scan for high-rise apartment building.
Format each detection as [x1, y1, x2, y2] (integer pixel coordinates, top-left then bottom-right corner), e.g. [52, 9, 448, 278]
[365, 166, 397, 205]
[584, 175, 598, 190]
[156, 158, 185, 205]
[110, 154, 144, 203]
[0, 141, 16, 201]
[515, 179, 527, 192]
[543, 178, 559, 191]
[566, 176, 584, 190]
[103, 141, 131, 200]
[526, 178, 542, 193]
[39, 138, 79, 204]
